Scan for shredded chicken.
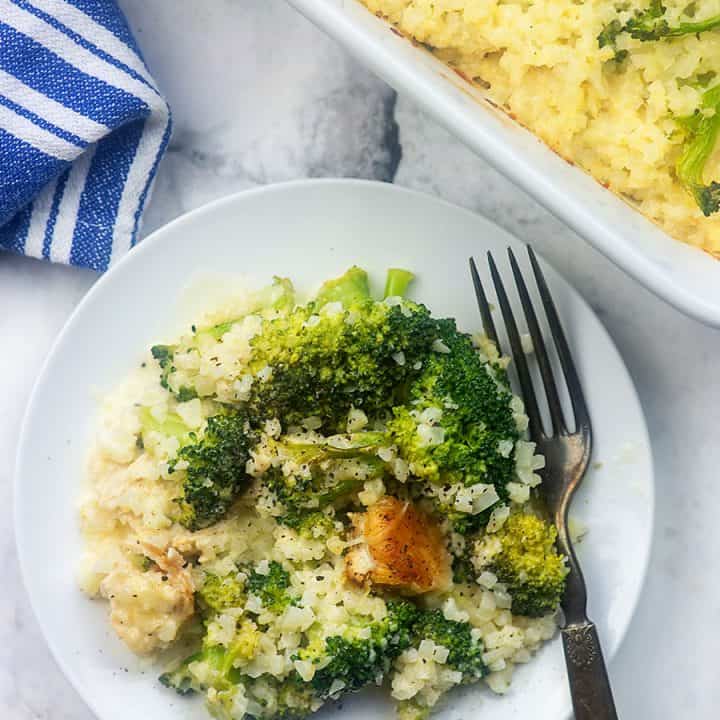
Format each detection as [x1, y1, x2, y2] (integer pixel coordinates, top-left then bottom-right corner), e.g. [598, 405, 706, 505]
[345, 496, 451, 595]
[100, 543, 194, 655]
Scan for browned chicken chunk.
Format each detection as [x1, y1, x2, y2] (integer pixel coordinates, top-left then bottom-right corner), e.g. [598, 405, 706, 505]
[345, 496, 451, 595]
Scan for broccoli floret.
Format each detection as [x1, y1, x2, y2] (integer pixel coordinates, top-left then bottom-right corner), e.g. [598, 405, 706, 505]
[265, 680, 318, 720]
[199, 563, 293, 617]
[296, 600, 420, 699]
[159, 649, 205, 696]
[166, 600, 420, 717]
[676, 84, 720, 216]
[481, 512, 568, 617]
[176, 386, 198, 402]
[172, 410, 256, 531]
[198, 572, 246, 614]
[203, 277, 297, 342]
[257, 320, 519, 533]
[314, 265, 372, 308]
[387, 320, 519, 517]
[150, 277, 295, 401]
[626, 0, 720, 40]
[260, 318, 519, 533]
[262, 434, 387, 528]
[270, 472, 370, 529]
[160, 621, 260, 699]
[597, 18, 623, 49]
[598, 3, 720, 68]
[285, 510, 337, 538]
[599, 0, 720, 49]
[596, 19, 629, 63]
[159, 644, 237, 696]
[151, 344, 175, 391]
[451, 554, 477, 585]
[411, 609, 486, 682]
[149, 344, 197, 401]
[246, 269, 438, 430]
[245, 561, 294, 614]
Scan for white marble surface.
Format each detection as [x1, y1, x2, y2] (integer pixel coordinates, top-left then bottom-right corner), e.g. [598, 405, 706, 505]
[1, 1, 719, 718]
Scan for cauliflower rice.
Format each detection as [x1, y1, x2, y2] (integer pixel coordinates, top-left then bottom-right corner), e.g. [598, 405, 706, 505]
[362, 0, 720, 253]
[79, 271, 564, 720]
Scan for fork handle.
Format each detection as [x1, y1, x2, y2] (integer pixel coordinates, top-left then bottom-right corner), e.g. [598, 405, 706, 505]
[561, 620, 619, 720]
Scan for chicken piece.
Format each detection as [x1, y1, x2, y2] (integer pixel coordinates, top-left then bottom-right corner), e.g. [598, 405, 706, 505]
[100, 543, 194, 655]
[345, 496, 451, 595]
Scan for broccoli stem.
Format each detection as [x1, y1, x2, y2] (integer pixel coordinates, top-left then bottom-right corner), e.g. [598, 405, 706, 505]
[283, 432, 388, 459]
[383, 268, 415, 299]
[655, 13, 720, 37]
[676, 84, 720, 216]
[627, 0, 720, 40]
[139, 406, 189, 440]
[316, 477, 367, 506]
[314, 266, 371, 308]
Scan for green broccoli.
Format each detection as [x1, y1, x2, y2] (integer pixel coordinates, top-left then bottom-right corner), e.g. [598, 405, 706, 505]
[598, 3, 720, 73]
[626, 0, 720, 40]
[159, 648, 206, 696]
[676, 84, 720, 216]
[202, 277, 297, 342]
[171, 410, 256, 531]
[151, 344, 177, 391]
[138, 406, 190, 442]
[386, 319, 518, 520]
[479, 512, 568, 617]
[198, 572, 246, 614]
[384, 268, 416, 299]
[260, 316, 519, 534]
[159, 621, 260, 698]
[150, 344, 199, 402]
[159, 643, 239, 696]
[284, 510, 337, 539]
[596, 19, 629, 63]
[198, 563, 293, 617]
[150, 277, 295, 401]
[295, 600, 420, 698]
[313, 265, 372, 308]
[161, 601, 419, 718]
[255, 430, 390, 530]
[263, 449, 382, 530]
[246, 267, 438, 430]
[244, 560, 294, 614]
[411, 608, 487, 682]
[263, 681, 318, 720]
[276, 431, 389, 463]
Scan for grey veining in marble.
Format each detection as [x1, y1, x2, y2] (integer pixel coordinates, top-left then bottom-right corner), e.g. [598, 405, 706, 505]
[1, 1, 719, 719]
[124, 0, 401, 237]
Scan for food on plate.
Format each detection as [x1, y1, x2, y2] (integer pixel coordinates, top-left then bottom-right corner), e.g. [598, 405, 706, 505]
[362, 0, 720, 254]
[79, 267, 565, 720]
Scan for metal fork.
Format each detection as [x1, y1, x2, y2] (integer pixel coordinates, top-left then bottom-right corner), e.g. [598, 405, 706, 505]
[469, 247, 618, 720]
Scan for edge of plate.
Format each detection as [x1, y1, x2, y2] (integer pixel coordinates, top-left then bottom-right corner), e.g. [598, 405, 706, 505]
[13, 178, 655, 719]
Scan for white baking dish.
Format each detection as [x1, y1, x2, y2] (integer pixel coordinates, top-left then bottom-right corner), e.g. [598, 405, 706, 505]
[287, 0, 720, 326]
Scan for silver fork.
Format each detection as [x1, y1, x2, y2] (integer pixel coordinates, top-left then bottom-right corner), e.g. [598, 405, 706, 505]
[469, 247, 618, 720]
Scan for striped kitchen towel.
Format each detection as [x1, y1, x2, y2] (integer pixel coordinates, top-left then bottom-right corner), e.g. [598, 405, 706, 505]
[0, 0, 171, 271]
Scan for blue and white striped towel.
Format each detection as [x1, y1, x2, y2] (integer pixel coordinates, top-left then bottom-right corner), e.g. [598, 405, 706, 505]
[0, 0, 171, 271]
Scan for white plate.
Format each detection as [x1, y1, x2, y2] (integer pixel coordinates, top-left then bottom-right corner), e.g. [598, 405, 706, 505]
[287, 0, 720, 327]
[15, 180, 653, 720]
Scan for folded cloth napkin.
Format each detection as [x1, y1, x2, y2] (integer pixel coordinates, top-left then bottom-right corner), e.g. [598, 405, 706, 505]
[0, 0, 171, 271]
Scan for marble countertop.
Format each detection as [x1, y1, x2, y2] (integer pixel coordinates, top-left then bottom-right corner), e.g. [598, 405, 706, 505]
[1, 1, 718, 718]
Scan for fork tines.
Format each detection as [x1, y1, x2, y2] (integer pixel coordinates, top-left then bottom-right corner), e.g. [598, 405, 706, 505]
[468, 247, 590, 441]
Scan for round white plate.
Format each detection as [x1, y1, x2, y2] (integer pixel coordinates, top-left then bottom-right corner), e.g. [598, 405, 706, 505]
[15, 180, 653, 720]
